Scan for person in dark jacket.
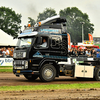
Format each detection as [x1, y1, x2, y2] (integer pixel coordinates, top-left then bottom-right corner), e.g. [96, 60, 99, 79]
[91, 49, 96, 57]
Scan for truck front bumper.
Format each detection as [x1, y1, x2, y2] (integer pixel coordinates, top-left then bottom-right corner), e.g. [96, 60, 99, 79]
[13, 60, 39, 75]
[13, 70, 39, 75]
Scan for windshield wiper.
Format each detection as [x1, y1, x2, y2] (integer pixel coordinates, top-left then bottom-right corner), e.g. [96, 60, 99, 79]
[21, 45, 26, 47]
[20, 45, 27, 49]
[15, 46, 20, 50]
[15, 45, 27, 50]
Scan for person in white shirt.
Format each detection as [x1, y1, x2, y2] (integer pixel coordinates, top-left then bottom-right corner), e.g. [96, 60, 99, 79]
[40, 39, 47, 47]
[86, 49, 91, 57]
[6, 47, 10, 57]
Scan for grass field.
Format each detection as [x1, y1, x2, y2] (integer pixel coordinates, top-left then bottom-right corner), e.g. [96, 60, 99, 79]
[0, 66, 12, 68]
[0, 66, 13, 72]
[0, 83, 100, 91]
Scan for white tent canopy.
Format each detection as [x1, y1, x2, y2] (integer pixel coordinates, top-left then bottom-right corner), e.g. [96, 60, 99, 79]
[0, 29, 17, 46]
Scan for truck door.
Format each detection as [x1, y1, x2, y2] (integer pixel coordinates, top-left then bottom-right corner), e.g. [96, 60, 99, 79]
[33, 36, 50, 59]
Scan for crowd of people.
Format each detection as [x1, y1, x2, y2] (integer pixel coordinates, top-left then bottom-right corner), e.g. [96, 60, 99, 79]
[68, 47, 96, 57]
[0, 47, 14, 57]
[0, 46, 98, 58]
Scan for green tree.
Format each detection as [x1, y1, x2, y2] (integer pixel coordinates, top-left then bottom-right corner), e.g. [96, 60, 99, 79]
[28, 17, 35, 26]
[37, 8, 57, 22]
[0, 7, 22, 37]
[60, 7, 94, 42]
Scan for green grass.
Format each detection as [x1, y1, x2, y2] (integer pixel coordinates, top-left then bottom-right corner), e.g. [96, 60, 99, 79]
[0, 66, 13, 72]
[0, 66, 12, 68]
[0, 69, 13, 72]
[0, 83, 100, 91]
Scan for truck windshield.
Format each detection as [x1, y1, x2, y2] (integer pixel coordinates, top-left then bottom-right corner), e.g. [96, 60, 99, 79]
[16, 37, 33, 47]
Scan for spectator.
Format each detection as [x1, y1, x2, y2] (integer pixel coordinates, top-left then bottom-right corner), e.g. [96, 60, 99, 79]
[78, 49, 84, 55]
[83, 49, 86, 55]
[0, 48, 2, 57]
[6, 47, 10, 57]
[9, 47, 14, 57]
[1, 48, 3, 52]
[86, 49, 91, 57]
[72, 48, 76, 55]
[2, 47, 6, 57]
[91, 49, 96, 57]
[69, 49, 73, 56]
[74, 50, 78, 56]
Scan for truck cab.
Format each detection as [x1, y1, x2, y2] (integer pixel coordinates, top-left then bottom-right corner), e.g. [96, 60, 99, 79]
[13, 15, 68, 82]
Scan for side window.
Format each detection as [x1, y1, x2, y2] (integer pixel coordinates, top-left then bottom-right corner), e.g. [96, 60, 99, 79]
[51, 36, 60, 49]
[34, 36, 48, 49]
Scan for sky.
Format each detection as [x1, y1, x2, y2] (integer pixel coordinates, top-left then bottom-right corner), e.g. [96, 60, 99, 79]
[0, 0, 100, 37]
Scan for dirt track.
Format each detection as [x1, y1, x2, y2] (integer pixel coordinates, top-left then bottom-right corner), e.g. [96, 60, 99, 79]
[0, 73, 100, 86]
[0, 73, 100, 100]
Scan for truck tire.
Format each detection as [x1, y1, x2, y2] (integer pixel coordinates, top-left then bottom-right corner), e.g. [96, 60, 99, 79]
[24, 74, 38, 81]
[94, 67, 100, 81]
[39, 64, 56, 82]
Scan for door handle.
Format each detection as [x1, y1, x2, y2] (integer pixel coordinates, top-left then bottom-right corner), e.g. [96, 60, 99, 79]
[81, 70, 87, 73]
[81, 70, 84, 72]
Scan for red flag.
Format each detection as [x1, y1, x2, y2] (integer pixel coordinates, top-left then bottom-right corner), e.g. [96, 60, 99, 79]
[88, 33, 93, 41]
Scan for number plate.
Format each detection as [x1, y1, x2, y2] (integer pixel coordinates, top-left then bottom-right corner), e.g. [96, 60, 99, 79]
[17, 70, 20, 73]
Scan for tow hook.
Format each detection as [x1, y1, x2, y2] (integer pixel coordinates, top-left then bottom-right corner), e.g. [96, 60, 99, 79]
[16, 75, 20, 77]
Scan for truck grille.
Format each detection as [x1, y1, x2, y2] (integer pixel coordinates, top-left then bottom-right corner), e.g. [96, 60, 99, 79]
[14, 60, 24, 66]
[13, 60, 25, 69]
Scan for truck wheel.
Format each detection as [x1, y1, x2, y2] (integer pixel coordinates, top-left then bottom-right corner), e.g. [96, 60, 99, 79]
[94, 67, 100, 81]
[39, 64, 56, 82]
[24, 74, 38, 81]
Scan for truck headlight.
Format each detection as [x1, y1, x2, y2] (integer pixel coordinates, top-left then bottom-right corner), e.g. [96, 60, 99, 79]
[25, 61, 28, 69]
[13, 53, 16, 58]
[13, 62, 16, 69]
[23, 52, 26, 58]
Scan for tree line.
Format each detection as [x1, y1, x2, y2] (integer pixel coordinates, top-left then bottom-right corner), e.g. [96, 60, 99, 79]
[0, 7, 94, 42]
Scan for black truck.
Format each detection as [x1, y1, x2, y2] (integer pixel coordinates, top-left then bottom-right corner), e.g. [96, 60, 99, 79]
[13, 15, 100, 82]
